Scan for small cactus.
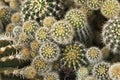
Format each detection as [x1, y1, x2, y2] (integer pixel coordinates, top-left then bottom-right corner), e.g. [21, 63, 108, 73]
[101, 0, 120, 19]
[92, 62, 110, 80]
[109, 63, 120, 80]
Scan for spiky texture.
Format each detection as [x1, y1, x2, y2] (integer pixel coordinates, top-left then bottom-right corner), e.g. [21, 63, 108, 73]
[102, 17, 120, 53]
[101, 0, 120, 19]
[0, 6, 11, 24]
[86, 47, 103, 64]
[13, 26, 22, 37]
[22, 20, 39, 36]
[11, 12, 22, 25]
[79, 5, 93, 17]
[19, 47, 31, 60]
[92, 62, 110, 80]
[65, 9, 87, 29]
[31, 56, 52, 75]
[30, 40, 40, 52]
[60, 42, 87, 70]
[43, 16, 57, 28]
[0, 33, 15, 43]
[9, 0, 21, 11]
[22, 0, 64, 25]
[6, 23, 15, 34]
[39, 41, 60, 62]
[76, 67, 89, 80]
[23, 66, 37, 79]
[44, 72, 60, 80]
[74, 0, 87, 6]
[87, 0, 103, 10]
[76, 25, 93, 47]
[109, 63, 120, 80]
[35, 27, 49, 43]
[18, 32, 31, 45]
[50, 20, 74, 45]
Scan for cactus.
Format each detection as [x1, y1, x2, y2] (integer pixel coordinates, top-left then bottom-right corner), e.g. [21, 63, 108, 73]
[35, 27, 50, 43]
[0, 0, 120, 80]
[0, 6, 11, 24]
[31, 55, 52, 75]
[87, 0, 104, 10]
[109, 63, 120, 80]
[101, 0, 120, 19]
[9, 0, 21, 11]
[76, 66, 89, 80]
[102, 17, 120, 53]
[22, 20, 39, 36]
[60, 42, 87, 71]
[30, 40, 40, 52]
[43, 72, 60, 80]
[6, 23, 15, 34]
[50, 20, 74, 45]
[86, 47, 103, 64]
[39, 41, 60, 62]
[74, 0, 87, 6]
[65, 9, 87, 29]
[43, 16, 57, 28]
[11, 12, 22, 25]
[92, 62, 110, 80]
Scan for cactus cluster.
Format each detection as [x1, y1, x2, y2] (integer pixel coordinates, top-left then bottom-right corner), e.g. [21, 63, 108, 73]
[0, 0, 120, 80]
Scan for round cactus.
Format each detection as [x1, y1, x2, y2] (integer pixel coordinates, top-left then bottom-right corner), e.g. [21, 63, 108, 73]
[18, 32, 31, 45]
[30, 40, 40, 52]
[101, 0, 120, 19]
[22, 20, 39, 35]
[35, 27, 49, 43]
[6, 23, 15, 34]
[92, 62, 110, 80]
[50, 20, 74, 45]
[86, 47, 103, 64]
[60, 42, 87, 70]
[87, 0, 103, 10]
[39, 41, 60, 62]
[31, 56, 52, 75]
[23, 66, 37, 79]
[102, 17, 120, 53]
[11, 12, 22, 25]
[19, 47, 31, 60]
[9, 0, 21, 11]
[13, 26, 22, 37]
[109, 63, 120, 80]
[65, 9, 87, 29]
[0, 6, 11, 24]
[43, 16, 57, 28]
[22, 0, 64, 25]
[44, 72, 60, 80]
